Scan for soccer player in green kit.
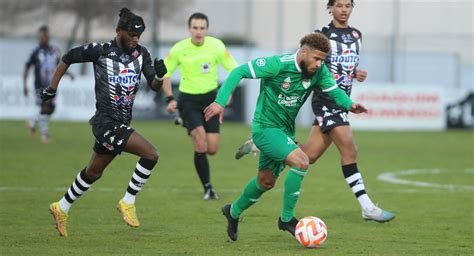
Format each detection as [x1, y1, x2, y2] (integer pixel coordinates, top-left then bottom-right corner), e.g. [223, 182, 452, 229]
[204, 33, 367, 241]
[162, 13, 238, 200]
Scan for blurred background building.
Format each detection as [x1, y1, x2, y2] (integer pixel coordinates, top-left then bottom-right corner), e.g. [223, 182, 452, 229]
[0, 0, 473, 130]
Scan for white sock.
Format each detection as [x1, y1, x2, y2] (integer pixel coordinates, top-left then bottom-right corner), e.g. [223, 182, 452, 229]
[39, 114, 50, 137]
[122, 191, 136, 204]
[358, 194, 375, 210]
[59, 198, 72, 214]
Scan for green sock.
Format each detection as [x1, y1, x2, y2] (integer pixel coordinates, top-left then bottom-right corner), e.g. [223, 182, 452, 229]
[230, 176, 267, 219]
[281, 168, 307, 222]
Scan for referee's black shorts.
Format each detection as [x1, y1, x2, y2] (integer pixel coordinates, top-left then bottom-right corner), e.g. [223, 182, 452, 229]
[177, 90, 220, 135]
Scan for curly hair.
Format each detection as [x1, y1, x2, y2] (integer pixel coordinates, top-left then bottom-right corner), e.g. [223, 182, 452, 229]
[300, 33, 331, 53]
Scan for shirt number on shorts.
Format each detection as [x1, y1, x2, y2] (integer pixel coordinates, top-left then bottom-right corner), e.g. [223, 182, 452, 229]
[340, 112, 349, 122]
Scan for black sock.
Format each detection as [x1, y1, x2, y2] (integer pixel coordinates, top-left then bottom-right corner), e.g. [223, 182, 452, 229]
[63, 168, 95, 204]
[194, 151, 211, 191]
[342, 163, 367, 198]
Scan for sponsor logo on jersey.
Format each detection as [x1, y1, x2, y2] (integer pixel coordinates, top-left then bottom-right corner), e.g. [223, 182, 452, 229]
[352, 30, 359, 39]
[277, 94, 300, 107]
[333, 73, 353, 87]
[330, 33, 338, 38]
[333, 74, 347, 85]
[302, 79, 311, 89]
[120, 54, 130, 62]
[132, 50, 139, 58]
[287, 137, 295, 145]
[113, 94, 136, 107]
[201, 63, 210, 73]
[256, 58, 266, 66]
[102, 142, 114, 151]
[331, 49, 359, 71]
[108, 69, 140, 89]
[341, 34, 353, 43]
[281, 77, 291, 90]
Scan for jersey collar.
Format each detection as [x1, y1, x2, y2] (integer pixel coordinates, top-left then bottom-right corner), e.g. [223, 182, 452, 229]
[294, 49, 301, 73]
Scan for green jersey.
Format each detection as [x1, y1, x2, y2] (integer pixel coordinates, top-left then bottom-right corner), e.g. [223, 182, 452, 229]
[215, 52, 354, 137]
[164, 36, 238, 94]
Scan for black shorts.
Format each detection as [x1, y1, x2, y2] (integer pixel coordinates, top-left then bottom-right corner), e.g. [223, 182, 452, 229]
[312, 105, 350, 133]
[177, 90, 220, 135]
[91, 122, 134, 155]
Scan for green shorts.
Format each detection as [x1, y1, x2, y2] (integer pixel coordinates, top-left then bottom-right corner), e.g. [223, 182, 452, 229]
[252, 128, 298, 176]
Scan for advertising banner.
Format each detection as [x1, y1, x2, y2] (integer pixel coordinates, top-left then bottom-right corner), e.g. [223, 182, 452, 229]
[349, 84, 446, 130]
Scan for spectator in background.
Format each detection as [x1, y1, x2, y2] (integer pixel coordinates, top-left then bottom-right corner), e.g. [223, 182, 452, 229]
[23, 25, 74, 143]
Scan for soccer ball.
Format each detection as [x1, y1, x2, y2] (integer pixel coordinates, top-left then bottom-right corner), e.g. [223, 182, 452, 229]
[294, 216, 328, 248]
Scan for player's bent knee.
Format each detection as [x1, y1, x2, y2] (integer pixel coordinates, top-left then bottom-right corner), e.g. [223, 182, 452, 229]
[260, 179, 275, 190]
[258, 174, 276, 190]
[194, 143, 208, 153]
[147, 147, 159, 162]
[342, 147, 357, 162]
[308, 155, 320, 165]
[291, 159, 309, 170]
[299, 162, 309, 170]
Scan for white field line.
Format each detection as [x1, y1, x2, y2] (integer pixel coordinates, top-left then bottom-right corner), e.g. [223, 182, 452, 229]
[378, 169, 474, 191]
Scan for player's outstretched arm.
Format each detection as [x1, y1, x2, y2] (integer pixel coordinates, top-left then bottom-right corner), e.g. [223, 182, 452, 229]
[349, 103, 368, 114]
[41, 60, 70, 100]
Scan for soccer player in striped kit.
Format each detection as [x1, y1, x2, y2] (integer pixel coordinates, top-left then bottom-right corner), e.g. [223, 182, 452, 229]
[303, 0, 395, 222]
[44, 8, 168, 237]
[23, 25, 74, 143]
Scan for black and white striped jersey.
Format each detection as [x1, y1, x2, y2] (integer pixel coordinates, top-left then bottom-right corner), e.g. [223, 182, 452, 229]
[312, 22, 362, 110]
[62, 39, 156, 125]
[26, 44, 61, 90]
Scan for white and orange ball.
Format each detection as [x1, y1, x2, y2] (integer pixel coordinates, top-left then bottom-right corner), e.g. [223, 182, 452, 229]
[295, 216, 328, 248]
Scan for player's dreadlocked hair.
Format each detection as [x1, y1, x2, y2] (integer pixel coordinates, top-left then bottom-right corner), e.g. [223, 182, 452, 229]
[327, 0, 355, 13]
[117, 8, 145, 33]
[300, 33, 331, 54]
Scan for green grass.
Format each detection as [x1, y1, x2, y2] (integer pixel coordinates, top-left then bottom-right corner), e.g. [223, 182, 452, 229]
[0, 120, 473, 255]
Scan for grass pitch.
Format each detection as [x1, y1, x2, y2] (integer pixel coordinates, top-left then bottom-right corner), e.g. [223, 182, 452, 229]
[0, 120, 473, 255]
